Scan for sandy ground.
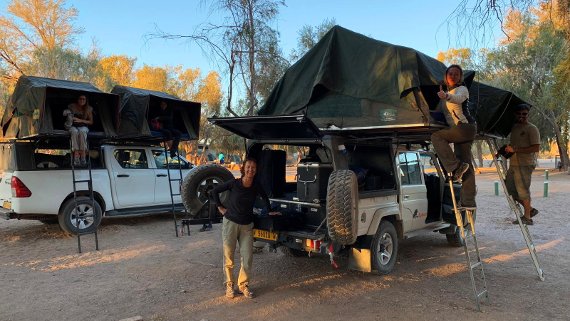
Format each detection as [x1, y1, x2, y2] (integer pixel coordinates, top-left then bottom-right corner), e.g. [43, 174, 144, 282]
[1, 168, 569, 321]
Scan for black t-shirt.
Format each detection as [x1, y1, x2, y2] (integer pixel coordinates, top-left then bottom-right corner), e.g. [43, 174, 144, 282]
[212, 178, 270, 225]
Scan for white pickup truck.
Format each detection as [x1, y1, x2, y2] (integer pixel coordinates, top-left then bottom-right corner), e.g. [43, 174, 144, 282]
[0, 140, 194, 234]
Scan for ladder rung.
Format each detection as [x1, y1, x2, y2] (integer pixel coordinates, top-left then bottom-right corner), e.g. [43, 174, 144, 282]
[477, 290, 488, 299]
[470, 261, 482, 269]
[169, 178, 182, 182]
[74, 179, 92, 183]
[171, 193, 181, 197]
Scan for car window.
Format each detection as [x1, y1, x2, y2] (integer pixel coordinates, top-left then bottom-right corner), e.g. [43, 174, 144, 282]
[398, 152, 422, 185]
[113, 149, 148, 169]
[152, 150, 191, 169]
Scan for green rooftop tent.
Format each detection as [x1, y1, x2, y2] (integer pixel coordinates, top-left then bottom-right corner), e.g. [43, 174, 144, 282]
[1, 76, 119, 139]
[256, 25, 525, 138]
[111, 85, 201, 140]
[258, 25, 456, 134]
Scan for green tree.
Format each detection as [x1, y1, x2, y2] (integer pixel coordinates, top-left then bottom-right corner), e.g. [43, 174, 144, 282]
[290, 18, 336, 61]
[0, 0, 82, 80]
[482, 9, 570, 169]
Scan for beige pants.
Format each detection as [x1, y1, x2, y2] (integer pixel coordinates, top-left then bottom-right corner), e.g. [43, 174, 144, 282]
[69, 126, 89, 151]
[222, 217, 253, 287]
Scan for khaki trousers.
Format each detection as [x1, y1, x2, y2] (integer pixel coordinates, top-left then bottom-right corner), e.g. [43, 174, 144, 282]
[222, 217, 254, 287]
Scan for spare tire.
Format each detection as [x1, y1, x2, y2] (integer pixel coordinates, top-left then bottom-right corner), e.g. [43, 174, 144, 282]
[326, 170, 358, 245]
[181, 164, 234, 218]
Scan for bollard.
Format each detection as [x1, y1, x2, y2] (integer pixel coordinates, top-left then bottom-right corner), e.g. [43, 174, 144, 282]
[545, 169, 549, 180]
[544, 181, 549, 197]
[494, 181, 499, 196]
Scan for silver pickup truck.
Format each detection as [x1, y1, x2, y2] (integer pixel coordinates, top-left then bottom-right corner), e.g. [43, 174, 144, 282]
[182, 115, 464, 274]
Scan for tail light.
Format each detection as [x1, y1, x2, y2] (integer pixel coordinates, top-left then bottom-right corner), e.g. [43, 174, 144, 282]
[11, 176, 32, 198]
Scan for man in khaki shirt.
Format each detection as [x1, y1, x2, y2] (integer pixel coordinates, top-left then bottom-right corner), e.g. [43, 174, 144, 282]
[505, 104, 541, 225]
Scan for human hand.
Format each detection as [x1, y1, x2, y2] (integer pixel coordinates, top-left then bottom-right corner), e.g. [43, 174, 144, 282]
[268, 211, 282, 216]
[437, 85, 447, 99]
[505, 145, 515, 153]
[218, 206, 227, 215]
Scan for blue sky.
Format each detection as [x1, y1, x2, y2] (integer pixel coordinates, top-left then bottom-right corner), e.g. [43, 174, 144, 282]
[1, 0, 503, 75]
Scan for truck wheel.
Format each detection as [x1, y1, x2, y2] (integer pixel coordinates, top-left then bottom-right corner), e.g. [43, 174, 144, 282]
[371, 220, 398, 274]
[58, 197, 102, 234]
[326, 170, 358, 245]
[280, 247, 307, 257]
[181, 164, 234, 218]
[446, 226, 465, 247]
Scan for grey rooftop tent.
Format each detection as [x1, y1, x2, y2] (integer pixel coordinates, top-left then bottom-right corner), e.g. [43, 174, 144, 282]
[255, 25, 526, 138]
[111, 85, 201, 140]
[1, 76, 119, 139]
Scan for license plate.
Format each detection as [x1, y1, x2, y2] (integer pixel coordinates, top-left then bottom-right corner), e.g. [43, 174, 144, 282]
[253, 229, 278, 241]
[3, 201, 11, 209]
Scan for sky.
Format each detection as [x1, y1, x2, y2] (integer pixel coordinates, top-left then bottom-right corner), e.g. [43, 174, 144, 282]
[1, 0, 504, 76]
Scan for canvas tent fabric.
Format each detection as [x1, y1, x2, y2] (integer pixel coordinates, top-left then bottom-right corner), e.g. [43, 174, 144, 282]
[258, 25, 452, 131]
[1, 76, 119, 139]
[468, 81, 527, 137]
[111, 85, 201, 140]
[258, 25, 525, 138]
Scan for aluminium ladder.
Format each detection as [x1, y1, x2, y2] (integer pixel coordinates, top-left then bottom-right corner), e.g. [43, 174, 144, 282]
[164, 146, 187, 237]
[447, 175, 489, 311]
[69, 142, 99, 253]
[486, 138, 545, 281]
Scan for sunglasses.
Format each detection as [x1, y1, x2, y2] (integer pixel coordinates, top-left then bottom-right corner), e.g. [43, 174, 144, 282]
[516, 112, 528, 116]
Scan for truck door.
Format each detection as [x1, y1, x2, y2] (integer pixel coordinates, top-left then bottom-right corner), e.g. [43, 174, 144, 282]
[151, 149, 192, 205]
[396, 151, 429, 231]
[110, 148, 155, 207]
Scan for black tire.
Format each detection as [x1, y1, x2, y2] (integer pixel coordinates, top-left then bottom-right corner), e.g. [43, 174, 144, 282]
[371, 220, 398, 274]
[326, 170, 358, 245]
[446, 225, 465, 247]
[58, 197, 102, 234]
[181, 164, 234, 218]
[280, 247, 307, 257]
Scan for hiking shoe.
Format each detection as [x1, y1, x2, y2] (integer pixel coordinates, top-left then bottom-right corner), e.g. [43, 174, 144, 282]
[530, 208, 539, 218]
[199, 224, 212, 232]
[451, 162, 469, 183]
[73, 156, 81, 167]
[513, 216, 533, 225]
[239, 285, 254, 299]
[80, 158, 87, 166]
[225, 282, 235, 299]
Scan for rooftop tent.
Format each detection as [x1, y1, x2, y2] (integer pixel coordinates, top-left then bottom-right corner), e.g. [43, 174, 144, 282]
[1, 76, 119, 139]
[468, 81, 527, 138]
[258, 25, 458, 132]
[111, 85, 201, 140]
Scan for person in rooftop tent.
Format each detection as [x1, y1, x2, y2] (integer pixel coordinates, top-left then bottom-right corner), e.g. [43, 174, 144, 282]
[153, 101, 181, 157]
[430, 64, 477, 208]
[211, 157, 278, 299]
[504, 103, 541, 225]
[66, 94, 93, 166]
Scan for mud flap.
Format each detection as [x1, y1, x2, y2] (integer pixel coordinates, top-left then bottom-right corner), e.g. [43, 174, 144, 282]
[348, 247, 372, 272]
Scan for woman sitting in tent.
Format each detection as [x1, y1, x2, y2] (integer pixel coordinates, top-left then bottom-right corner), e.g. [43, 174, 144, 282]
[64, 94, 93, 166]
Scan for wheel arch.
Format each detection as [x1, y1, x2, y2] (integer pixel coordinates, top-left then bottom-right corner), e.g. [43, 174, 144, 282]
[58, 191, 106, 216]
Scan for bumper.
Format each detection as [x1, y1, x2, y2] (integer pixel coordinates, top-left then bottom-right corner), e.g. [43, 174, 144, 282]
[0, 207, 15, 220]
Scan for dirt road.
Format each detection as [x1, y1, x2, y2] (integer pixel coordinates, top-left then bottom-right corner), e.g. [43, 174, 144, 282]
[1, 170, 569, 321]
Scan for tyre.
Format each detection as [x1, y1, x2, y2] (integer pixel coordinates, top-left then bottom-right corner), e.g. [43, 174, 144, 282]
[446, 225, 465, 247]
[326, 170, 358, 245]
[371, 220, 398, 274]
[280, 247, 307, 257]
[58, 197, 102, 234]
[181, 164, 234, 218]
